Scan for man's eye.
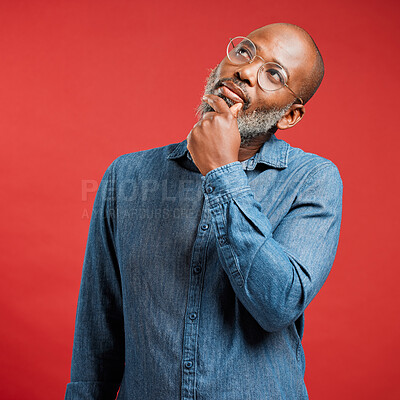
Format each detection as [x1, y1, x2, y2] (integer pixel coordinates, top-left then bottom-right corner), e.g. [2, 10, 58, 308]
[236, 46, 252, 60]
[266, 68, 284, 84]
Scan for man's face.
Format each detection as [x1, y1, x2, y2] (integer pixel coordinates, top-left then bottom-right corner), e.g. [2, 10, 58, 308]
[197, 64, 293, 145]
[197, 25, 313, 144]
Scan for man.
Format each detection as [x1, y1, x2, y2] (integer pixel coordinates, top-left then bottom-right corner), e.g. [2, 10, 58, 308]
[65, 23, 343, 399]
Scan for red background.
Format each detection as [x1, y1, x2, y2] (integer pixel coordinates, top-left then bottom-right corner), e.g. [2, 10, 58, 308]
[1, 0, 399, 398]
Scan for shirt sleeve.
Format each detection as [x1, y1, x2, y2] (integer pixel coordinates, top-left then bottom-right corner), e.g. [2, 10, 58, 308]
[202, 161, 343, 333]
[65, 160, 124, 400]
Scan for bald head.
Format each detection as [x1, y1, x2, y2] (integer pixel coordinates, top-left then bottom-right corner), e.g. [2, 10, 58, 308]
[248, 23, 324, 104]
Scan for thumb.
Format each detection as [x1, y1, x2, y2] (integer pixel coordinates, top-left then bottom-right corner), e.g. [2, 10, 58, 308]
[230, 102, 243, 118]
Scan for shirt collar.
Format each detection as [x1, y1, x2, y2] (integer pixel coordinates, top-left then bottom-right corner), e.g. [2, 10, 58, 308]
[167, 134, 290, 170]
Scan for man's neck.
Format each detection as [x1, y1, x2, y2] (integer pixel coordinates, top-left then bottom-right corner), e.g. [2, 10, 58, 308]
[238, 132, 272, 161]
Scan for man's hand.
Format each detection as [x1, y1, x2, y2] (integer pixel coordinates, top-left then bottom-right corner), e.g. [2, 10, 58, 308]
[187, 94, 243, 176]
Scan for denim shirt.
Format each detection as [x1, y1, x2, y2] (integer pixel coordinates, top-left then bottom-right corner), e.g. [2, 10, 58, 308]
[65, 134, 343, 400]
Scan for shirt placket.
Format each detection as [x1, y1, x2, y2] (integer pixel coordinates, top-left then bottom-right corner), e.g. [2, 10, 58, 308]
[180, 201, 211, 400]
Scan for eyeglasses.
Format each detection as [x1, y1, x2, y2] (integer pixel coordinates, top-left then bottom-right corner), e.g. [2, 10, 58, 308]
[227, 36, 303, 105]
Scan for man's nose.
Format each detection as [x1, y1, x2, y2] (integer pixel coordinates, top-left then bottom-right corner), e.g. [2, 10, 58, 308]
[234, 57, 264, 87]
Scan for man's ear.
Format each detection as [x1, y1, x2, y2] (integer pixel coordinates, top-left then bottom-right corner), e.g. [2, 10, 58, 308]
[276, 104, 305, 130]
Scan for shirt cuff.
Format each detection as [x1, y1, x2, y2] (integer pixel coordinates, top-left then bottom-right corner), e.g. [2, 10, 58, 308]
[201, 161, 251, 207]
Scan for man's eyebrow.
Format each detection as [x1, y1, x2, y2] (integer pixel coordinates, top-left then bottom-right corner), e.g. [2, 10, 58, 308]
[253, 41, 291, 80]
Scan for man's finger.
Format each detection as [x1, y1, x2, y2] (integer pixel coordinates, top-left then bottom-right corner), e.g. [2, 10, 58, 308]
[203, 94, 243, 117]
[200, 111, 216, 121]
[202, 94, 231, 114]
[230, 102, 243, 118]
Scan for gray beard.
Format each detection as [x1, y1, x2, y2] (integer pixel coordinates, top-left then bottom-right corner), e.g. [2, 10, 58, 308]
[196, 65, 292, 145]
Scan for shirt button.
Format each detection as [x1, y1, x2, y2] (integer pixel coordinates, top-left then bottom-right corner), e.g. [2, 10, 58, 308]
[189, 312, 197, 320]
[205, 186, 214, 194]
[201, 223, 209, 231]
[193, 266, 202, 274]
[184, 361, 193, 369]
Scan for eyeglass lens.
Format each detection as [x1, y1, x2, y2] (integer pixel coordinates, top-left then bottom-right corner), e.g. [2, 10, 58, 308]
[227, 37, 287, 92]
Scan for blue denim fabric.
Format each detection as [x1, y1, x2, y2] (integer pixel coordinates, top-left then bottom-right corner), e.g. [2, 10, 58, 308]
[65, 134, 343, 400]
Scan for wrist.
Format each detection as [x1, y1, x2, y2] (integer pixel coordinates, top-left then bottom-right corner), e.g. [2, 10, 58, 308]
[201, 159, 239, 175]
